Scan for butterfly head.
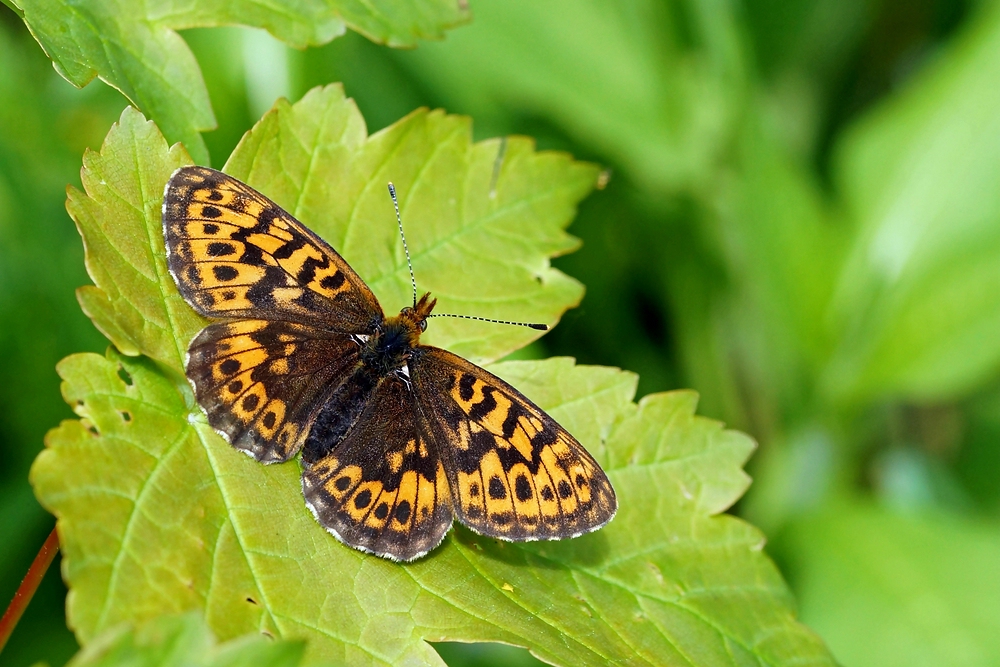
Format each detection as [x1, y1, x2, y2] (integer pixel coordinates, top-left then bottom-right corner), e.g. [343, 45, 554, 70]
[399, 292, 437, 334]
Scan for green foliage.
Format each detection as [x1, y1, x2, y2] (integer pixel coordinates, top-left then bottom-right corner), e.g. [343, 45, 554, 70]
[825, 1, 1000, 404]
[395, 0, 748, 194]
[30, 94, 833, 666]
[67, 612, 310, 667]
[11, 0, 469, 163]
[786, 501, 1000, 667]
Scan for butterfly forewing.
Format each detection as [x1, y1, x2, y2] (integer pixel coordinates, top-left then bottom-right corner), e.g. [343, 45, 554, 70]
[163, 166, 382, 330]
[411, 348, 617, 541]
[301, 377, 454, 561]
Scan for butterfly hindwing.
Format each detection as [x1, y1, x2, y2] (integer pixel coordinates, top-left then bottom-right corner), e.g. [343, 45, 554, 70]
[163, 166, 382, 330]
[187, 319, 361, 463]
[301, 377, 454, 561]
[412, 349, 617, 541]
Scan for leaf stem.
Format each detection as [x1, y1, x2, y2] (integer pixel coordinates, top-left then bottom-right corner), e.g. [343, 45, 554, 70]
[0, 526, 60, 655]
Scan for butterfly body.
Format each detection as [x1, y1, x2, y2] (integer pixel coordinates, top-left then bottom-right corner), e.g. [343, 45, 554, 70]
[299, 295, 433, 466]
[163, 166, 616, 561]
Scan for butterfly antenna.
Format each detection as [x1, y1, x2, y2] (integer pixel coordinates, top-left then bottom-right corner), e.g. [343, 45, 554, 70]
[428, 312, 549, 331]
[387, 182, 417, 308]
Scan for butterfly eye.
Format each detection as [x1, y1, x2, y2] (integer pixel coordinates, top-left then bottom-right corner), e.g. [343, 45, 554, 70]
[419, 319, 428, 332]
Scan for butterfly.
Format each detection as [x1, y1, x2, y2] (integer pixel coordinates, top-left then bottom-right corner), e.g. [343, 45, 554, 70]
[162, 166, 616, 561]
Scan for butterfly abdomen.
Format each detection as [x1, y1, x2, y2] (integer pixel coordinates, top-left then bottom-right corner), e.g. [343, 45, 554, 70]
[301, 316, 420, 465]
[301, 365, 378, 465]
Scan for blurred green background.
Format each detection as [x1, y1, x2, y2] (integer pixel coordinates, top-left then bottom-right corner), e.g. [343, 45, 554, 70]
[3, 1, 1000, 665]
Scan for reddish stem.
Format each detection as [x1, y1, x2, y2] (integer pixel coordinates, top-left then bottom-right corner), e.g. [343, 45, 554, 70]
[0, 526, 60, 655]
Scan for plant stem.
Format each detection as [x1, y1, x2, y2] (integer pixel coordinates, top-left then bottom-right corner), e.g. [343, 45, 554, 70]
[0, 526, 60, 655]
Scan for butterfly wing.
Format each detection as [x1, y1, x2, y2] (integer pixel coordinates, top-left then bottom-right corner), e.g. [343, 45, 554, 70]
[411, 348, 617, 541]
[301, 376, 454, 561]
[163, 165, 382, 330]
[187, 319, 362, 462]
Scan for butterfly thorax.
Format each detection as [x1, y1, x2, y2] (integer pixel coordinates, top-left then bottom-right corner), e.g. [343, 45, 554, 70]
[359, 292, 437, 376]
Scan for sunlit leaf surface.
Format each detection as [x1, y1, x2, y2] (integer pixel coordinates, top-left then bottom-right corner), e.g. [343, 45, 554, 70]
[67, 612, 311, 667]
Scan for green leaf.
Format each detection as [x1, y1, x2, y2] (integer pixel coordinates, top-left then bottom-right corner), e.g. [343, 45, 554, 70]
[33, 88, 836, 665]
[785, 501, 1000, 667]
[66, 612, 309, 667]
[824, 1, 1000, 404]
[69, 114, 201, 375]
[13, 0, 470, 164]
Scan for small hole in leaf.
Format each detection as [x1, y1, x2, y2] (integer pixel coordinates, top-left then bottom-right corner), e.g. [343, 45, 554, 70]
[261, 630, 274, 639]
[87, 424, 99, 436]
[117, 365, 133, 386]
[534, 275, 543, 284]
[120, 411, 132, 422]
[76, 400, 84, 407]
[246, 597, 257, 605]
[433, 643, 547, 667]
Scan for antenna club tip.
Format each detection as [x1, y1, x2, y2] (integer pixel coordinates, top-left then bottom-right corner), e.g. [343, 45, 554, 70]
[529, 323, 549, 331]
[387, 182, 396, 193]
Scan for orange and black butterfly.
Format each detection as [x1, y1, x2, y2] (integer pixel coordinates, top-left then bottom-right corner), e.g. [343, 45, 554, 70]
[162, 166, 616, 561]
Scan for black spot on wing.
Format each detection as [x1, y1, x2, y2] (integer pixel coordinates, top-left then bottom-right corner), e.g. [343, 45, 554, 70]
[468, 386, 498, 421]
[501, 407, 520, 438]
[321, 272, 345, 290]
[458, 373, 475, 402]
[488, 476, 506, 500]
[212, 265, 238, 281]
[207, 242, 235, 257]
[515, 474, 533, 501]
[354, 489, 372, 510]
